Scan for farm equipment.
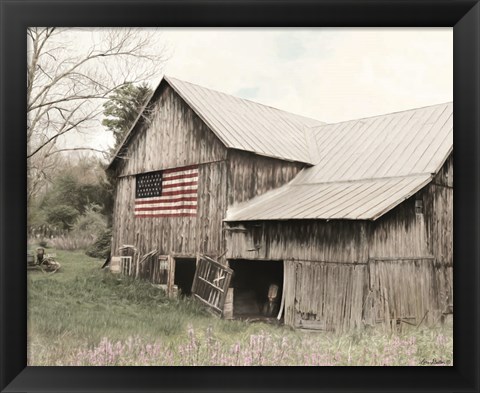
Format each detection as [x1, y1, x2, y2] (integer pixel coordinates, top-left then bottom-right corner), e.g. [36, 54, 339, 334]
[27, 247, 61, 273]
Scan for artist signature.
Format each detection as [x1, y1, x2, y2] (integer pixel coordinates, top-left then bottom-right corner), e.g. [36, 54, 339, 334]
[419, 358, 452, 365]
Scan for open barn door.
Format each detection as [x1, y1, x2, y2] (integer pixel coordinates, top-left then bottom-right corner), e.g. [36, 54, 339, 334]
[191, 255, 233, 316]
[141, 254, 175, 295]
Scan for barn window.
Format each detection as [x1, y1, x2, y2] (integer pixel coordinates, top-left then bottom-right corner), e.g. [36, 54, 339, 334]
[148, 255, 170, 285]
[415, 199, 423, 214]
[158, 257, 169, 270]
[121, 256, 133, 275]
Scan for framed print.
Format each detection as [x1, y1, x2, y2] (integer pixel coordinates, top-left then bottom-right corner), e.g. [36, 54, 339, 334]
[1, 0, 479, 392]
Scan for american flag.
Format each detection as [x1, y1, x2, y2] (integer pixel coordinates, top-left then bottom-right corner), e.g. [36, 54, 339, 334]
[134, 165, 198, 217]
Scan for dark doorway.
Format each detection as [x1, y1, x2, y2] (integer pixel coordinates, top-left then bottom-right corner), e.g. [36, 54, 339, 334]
[228, 260, 283, 318]
[174, 258, 197, 296]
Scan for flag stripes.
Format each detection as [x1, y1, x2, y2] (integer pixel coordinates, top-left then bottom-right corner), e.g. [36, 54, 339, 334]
[134, 165, 199, 217]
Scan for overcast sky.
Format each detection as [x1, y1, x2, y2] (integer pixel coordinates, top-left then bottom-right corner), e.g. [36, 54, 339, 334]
[65, 28, 453, 153]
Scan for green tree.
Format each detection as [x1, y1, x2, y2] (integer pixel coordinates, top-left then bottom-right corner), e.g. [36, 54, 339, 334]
[102, 83, 153, 151]
[45, 205, 80, 231]
[33, 156, 113, 230]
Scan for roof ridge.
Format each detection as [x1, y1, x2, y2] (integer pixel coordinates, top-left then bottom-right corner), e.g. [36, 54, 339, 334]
[308, 101, 452, 130]
[165, 75, 325, 124]
[290, 172, 433, 186]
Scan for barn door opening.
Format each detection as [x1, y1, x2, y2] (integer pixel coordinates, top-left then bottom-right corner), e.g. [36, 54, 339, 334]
[141, 255, 174, 293]
[229, 260, 283, 319]
[174, 258, 197, 296]
[191, 256, 233, 315]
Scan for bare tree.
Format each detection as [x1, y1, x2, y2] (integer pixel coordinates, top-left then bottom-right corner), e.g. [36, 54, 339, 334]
[27, 27, 167, 202]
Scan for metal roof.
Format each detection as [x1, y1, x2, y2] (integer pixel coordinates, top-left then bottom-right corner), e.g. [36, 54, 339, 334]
[226, 102, 453, 221]
[226, 175, 432, 221]
[165, 77, 324, 163]
[108, 76, 325, 169]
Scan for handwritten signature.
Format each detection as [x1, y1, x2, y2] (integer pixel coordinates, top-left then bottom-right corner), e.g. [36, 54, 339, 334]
[419, 358, 452, 365]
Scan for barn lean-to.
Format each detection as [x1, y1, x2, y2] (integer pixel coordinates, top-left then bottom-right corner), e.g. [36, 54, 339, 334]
[107, 76, 452, 332]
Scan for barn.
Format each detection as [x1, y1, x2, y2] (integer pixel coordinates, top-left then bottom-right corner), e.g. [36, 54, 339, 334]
[107, 76, 452, 332]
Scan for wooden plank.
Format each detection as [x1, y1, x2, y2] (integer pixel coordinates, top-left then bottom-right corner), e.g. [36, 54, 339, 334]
[198, 276, 225, 293]
[276, 260, 287, 320]
[202, 255, 233, 273]
[193, 294, 222, 313]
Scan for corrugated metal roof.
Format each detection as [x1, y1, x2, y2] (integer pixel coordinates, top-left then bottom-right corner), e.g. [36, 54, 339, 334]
[303, 102, 452, 182]
[226, 175, 432, 221]
[165, 77, 324, 163]
[226, 103, 452, 221]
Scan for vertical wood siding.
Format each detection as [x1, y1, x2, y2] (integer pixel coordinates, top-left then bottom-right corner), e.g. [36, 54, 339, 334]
[364, 259, 440, 328]
[111, 85, 229, 258]
[227, 150, 304, 206]
[115, 84, 227, 177]
[227, 220, 369, 262]
[369, 195, 430, 259]
[112, 161, 228, 257]
[424, 154, 453, 266]
[284, 260, 366, 331]
[423, 154, 453, 310]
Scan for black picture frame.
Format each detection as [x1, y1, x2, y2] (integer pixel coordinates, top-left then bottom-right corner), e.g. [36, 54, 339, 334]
[1, 1, 479, 392]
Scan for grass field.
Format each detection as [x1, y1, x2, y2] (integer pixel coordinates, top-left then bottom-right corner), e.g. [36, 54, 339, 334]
[27, 247, 453, 366]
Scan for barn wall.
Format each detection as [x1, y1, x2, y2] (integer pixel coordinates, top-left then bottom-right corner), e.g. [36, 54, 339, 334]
[369, 153, 452, 263]
[368, 195, 430, 259]
[364, 258, 440, 328]
[112, 161, 228, 258]
[424, 154, 453, 266]
[284, 260, 366, 331]
[115, 83, 227, 177]
[366, 153, 453, 325]
[226, 150, 305, 207]
[111, 84, 229, 258]
[226, 220, 369, 331]
[226, 220, 369, 263]
[424, 153, 453, 311]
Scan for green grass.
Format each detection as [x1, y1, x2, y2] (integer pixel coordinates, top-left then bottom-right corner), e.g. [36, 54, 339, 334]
[28, 247, 453, 366]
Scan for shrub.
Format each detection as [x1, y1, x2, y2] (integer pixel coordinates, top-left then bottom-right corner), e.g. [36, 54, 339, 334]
[38, 239, 49, 248]
[72, 204, 107, 234]
[45, 205, 80, 231]
[86, 228, 112, 259]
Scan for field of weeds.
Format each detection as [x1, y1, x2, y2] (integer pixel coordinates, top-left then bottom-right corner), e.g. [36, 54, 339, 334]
[27, 247, 453, 366]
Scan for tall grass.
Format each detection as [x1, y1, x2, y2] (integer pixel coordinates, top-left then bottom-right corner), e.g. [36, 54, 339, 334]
[27, 248, 453, 366]
[29, 324, 453, 366]
[49, 232, 96, 250]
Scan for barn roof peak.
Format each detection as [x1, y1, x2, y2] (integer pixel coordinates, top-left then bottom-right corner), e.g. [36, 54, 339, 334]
[108, 76, 326, 170]
[164, 76, 326, 162]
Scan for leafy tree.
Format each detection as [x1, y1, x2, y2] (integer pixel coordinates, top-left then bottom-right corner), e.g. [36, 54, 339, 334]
[45, 205, 80, 231]
[40, 165, 106, 215]
[102, 83, 153, 150]
[32, 156, 113, 231]
[72, 203, 107, 234]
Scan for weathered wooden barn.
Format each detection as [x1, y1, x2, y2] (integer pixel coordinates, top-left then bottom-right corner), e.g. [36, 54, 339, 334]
[108, 76, 452, 331]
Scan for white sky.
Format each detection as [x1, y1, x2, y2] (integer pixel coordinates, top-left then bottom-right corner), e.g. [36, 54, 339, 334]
[64, 28, 453, 153]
